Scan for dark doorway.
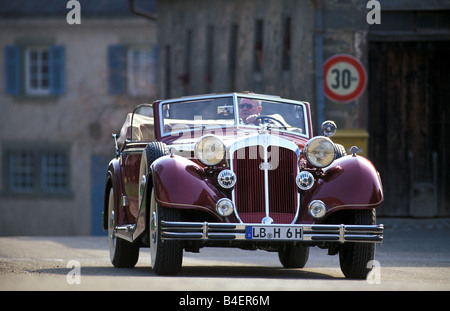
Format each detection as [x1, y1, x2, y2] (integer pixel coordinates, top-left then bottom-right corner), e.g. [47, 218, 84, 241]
[368, 41, 450, 217]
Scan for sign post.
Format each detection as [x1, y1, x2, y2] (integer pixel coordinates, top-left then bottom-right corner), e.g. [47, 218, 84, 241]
[323, 54, 367, 103]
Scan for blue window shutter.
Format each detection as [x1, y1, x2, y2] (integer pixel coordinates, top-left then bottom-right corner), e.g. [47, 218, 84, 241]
[108, 45, 125, 95]
[49, 45, 65, 95]
[4, 45, 21, 95]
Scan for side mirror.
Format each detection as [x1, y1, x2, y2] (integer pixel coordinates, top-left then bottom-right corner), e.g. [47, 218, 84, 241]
[112, 133, 119, 158]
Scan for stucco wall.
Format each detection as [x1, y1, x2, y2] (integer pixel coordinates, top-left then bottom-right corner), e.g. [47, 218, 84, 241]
[0, 17, 156, 235]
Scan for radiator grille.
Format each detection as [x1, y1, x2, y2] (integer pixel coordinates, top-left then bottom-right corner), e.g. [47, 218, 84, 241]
[232, 145, 298, 224]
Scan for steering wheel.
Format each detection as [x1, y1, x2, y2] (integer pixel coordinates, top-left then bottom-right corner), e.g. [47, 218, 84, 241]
[256, 116, 287, 130]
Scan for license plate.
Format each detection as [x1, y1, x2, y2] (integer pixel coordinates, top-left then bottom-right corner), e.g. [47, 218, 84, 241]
[245, 225, 303, 240]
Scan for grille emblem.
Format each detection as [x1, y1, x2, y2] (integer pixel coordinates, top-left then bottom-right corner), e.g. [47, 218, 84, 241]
[259, 161, 273, 170]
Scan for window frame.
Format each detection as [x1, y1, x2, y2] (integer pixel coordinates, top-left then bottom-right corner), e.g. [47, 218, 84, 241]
[2, 144, 72, 198]
[4, 44, 65, 97]
[108, 44, 159, 97]
[126, 47, 157, 96]
[25, 46, 51, 96]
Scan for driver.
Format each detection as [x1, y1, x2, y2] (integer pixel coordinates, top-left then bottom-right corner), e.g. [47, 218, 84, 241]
[239, 98, 262, 125]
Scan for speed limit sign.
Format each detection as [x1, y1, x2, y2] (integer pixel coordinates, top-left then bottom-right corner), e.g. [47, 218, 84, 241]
[323, 54, 367, 103]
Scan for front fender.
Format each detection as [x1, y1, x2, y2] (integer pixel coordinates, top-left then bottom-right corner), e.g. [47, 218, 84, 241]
[150, 155, 224, 220]
[303, 155, 383, 216]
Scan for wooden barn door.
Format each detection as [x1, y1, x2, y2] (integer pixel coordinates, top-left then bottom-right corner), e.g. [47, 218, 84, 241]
[368, 41, 450, 217]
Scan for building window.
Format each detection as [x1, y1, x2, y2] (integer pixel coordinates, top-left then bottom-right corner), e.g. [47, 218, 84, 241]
[4, 45, 65, 96]
[6, 147, 70, 195]
[127, 48, 157, 96]
[25, 47, 50, 95]
[9, 151, 35, 192]
[41, 152, 68, 192]
[108, 44, 158, 97]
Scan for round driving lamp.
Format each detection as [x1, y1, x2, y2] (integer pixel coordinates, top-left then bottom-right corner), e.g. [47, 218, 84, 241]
[304, 136, 336, 168]
[194, 135, 226, 166]
[308, 200, 327, 219]
[321, 120, 337, 137]
[216, 198, 235, 217]
[296, 171, 315, 190]
[218, 170, 236, 189]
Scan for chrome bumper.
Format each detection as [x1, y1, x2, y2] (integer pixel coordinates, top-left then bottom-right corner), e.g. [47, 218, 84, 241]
[160, 221, 384, 243]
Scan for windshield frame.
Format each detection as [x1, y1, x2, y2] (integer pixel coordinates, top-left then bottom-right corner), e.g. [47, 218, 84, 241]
[157, 93, 310, 139]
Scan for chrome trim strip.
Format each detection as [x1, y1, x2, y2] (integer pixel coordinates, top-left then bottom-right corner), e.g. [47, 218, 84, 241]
[262, 141, 270, 219]
[291, 192, 301, 224]
[233, 93, 240, 130]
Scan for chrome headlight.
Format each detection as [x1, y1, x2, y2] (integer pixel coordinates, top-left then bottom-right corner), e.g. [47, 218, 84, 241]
[194, 135, 226, 166]
[304, 136, 336, 168]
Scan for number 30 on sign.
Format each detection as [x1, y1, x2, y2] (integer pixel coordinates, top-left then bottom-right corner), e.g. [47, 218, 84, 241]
[323, 54, 367, 103]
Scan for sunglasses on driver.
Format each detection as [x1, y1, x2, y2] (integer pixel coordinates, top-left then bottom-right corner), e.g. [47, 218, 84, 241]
[239, 103, 257, 109]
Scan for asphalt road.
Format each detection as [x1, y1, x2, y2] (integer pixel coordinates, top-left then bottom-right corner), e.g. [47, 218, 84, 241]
[1, 218, 449, 292]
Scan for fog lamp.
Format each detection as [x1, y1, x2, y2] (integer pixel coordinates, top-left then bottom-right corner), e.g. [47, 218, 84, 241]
[216, 198, 235, 217]
[218, 170, 236, 189]
[308, 200, 327, 219]
[296, 171, 315, 190]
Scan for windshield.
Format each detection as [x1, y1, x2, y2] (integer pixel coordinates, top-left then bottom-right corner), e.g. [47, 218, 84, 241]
[237, 96, 306, 135]
[161, 97, 235, 137]
[159, 94, 308, 138]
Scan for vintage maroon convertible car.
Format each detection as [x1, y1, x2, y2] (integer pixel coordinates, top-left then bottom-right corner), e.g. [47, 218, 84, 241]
[103, 93, 383, 279]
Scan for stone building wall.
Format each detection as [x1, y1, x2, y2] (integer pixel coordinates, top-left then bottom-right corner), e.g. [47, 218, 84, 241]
[157, 0, 369, 130]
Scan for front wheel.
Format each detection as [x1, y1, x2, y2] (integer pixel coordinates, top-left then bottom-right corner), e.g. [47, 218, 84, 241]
[278, 244, 309, 268]
[338, 209, 376, 279]
[149, 189, 183, 275]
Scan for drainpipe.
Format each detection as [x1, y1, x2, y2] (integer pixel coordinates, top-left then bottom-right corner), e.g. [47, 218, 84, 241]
[312, 0, 325, 134]
[128, 0, 157, 21]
